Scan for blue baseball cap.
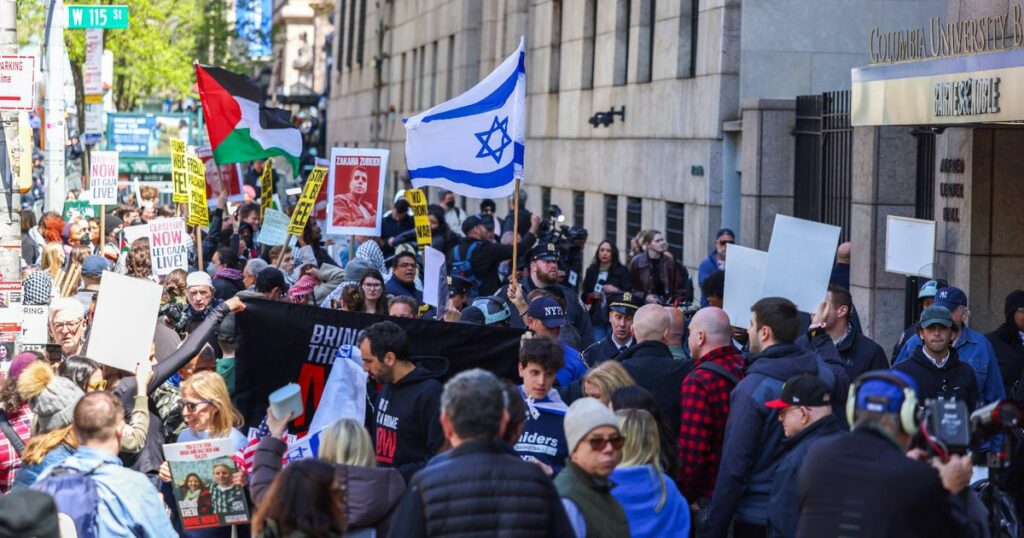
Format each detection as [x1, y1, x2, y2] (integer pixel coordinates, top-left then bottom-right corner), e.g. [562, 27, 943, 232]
[917, 280, 939, 299]
[526, 296, 566, 328]
[854, 370, 918, 414]
[81, 256, 110, 277]
[934, 286, 967, 310]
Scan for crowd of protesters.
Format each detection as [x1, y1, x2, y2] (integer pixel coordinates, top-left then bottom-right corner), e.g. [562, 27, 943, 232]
[4, 169, 1024, 538]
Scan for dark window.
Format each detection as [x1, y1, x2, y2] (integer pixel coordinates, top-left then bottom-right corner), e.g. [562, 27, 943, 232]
[336, 0, 346, 72]
[626, 197, 642, 251]
[550, 0, 562, 93]
[573, 190, 585, 228]
[613, 0, 631, 86]
[430, 40, 438, 105]
[399, 52, 407, 112]
[542, 187, 552, 219]
[356, 0, 367, 65]
[446, 35, 455, 99]
[638, 0, 656, 83]
[678, 0, 698, 78]
[604, 195, 619, 251]
[666, 203, 685, 261]
[345, 0, 356, 68]
[582, 0, 597, 89]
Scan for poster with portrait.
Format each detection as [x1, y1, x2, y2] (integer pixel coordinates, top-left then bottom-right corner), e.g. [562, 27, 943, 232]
[195, 146, 245, 208]
[163, 438, 250, 530]
[326, 148, 389, 237]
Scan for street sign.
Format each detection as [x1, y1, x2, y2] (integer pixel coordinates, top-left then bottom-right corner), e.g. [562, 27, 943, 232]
[67, 5, 129, 29]
[0, 56, 35, 111]
[84, 29, 103, 96]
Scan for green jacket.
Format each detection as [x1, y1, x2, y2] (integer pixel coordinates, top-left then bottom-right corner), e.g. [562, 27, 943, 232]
[554, 461, 630, 538]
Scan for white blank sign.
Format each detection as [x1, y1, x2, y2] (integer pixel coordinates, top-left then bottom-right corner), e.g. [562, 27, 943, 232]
[885, 216, 935, 278]
[87, 271, 162, 372]
[723, 244, 768, 328]
[760, 215, 841, 314]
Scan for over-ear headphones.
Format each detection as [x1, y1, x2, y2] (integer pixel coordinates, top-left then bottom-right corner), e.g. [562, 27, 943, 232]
[846, 371, 919, 436]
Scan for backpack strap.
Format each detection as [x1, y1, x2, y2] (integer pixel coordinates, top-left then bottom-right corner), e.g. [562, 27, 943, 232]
[0, 412, 24, 457]
[697, 361, 739, 386]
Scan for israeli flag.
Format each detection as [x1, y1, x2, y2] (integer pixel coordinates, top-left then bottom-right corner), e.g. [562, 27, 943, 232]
[404, 37, 526, 198]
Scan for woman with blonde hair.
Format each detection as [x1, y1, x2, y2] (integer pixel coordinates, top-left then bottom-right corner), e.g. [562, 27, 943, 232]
[251, 416, 406, 536]
[12, 361, 84, 487]
[582, 361, 636, 405]
[610, 408, 690, 537]
[40, 243, 65, 279]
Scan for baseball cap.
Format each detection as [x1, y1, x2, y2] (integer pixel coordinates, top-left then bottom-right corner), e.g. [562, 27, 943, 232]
[80, 256, 110, 277]
[459, 306, 485, 325]
[527, 242, 560, 262]
[934, 286, 967, 310]
[917, 279, 940, 299]
[919, 305, 954, 328]
[186, 271, 213, 289]
[255, 267, 287, 293]
[765, 375, 831, 409]
[447, 275, 472, 297]
[853, 370, 918, 414]
[715, 228, 735, 240]
[607, 292, 640, 316]
[526, 296, 566, 328]
[461, 215, 483, 235]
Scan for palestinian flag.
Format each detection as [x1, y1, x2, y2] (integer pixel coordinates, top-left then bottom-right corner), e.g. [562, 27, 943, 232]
[195, 64, 302, 175]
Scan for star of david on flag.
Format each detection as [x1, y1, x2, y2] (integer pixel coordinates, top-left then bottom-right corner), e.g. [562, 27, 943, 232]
[403, 37, 526, 198]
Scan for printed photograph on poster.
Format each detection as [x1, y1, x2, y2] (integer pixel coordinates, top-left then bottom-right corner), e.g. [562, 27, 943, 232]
[0, 339, 12, 376]
[163, 438, 250, 531]
[196, 146, 245, 207]
[326, 148, 389, 236]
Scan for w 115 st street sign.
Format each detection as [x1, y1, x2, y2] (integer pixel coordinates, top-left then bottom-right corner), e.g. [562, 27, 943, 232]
[67, 5, 129, 29]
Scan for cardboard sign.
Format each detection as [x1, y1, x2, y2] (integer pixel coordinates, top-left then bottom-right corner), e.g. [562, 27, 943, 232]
[723, 244, 769, 328]
[325, 147, 389, 236]
[21, 305, 49, 346]
[196, 146, 244, 207]
[287, 166, 327, 236]
[148, 218, 188, 275]
[87, 271, 161, 371]
[88, 151, 119, 205]
[0, 55, 35, 111]
[170, 138, 188, 203]
[406, 188, 432, 247]
[760, 215, 841, 314]
[186, 155, 209, 227]
[258, 208, 289, 246]
[259, 159, 273, 220]
[885, 216, 936, 278]
[163, 438, 250, 530]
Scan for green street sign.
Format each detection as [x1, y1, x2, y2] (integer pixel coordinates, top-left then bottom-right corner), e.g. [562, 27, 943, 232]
[67, 5, 129, 29]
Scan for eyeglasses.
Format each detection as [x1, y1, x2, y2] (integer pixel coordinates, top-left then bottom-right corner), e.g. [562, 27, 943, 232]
[181, 399, 212, 412]
[52, 319, 83, 332]
[585, 434, 625, 452]
[87, 380, 107, 391]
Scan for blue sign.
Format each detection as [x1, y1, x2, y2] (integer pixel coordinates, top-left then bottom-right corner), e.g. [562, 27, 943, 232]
[236, 0, 272, 58]
[106, 113, 192, 156]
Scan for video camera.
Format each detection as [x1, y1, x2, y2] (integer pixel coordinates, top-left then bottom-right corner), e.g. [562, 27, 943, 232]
[919, 398, 1022, 466]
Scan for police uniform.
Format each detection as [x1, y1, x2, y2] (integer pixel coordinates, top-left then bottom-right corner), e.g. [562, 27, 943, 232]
[581, 292, 640, 367]
[448, 275, 473, 311]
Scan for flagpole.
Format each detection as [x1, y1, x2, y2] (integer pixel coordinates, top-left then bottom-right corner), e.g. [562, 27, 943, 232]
[510, 177, 521, 285]
[196, 225, 204, 271]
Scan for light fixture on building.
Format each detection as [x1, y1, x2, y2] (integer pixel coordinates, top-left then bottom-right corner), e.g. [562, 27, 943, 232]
[588, 106, 625, 128]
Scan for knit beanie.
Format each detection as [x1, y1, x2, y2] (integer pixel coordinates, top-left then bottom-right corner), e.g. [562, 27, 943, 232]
[17, 362, 84, 432]
[564, 397, 620, 454]
[1005, 290, 1024, 321]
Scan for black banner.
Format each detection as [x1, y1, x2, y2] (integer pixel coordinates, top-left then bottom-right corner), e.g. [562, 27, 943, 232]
[235, 299, 523, 432]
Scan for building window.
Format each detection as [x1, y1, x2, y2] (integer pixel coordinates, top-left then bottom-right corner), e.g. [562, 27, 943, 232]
[550, 0, 562, 93]
[399, 52, 407, 112]
[604, 195, 619, 252]
[626, 197, 642, 251]
[356, 0, 367, 65]
[678, 0, 698, 78]
[542, 187, 552, 219]
[335, 0, 346, 73]
[573, 190, 585, 228]
[666, 203, 685, 261]
[417, 45, 426, 111]
[446, 35, 455, 99]
[345, 0, 357, 68]
[410, 48, 418, 112]
[613, 0, 631, 86]
[637, 0, 656, 83]
[430, 40, 438, 106]
[582, 0, 597, 89]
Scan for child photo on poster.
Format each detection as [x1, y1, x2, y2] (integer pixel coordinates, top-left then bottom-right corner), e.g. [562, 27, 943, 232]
[326, 148, 389, 236]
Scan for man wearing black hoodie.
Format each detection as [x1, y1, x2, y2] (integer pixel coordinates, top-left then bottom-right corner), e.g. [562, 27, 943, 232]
[707, 297, 830, 538]
[618, 304, 691, 441]
[895, 305, 979, 411]
[360, 321, 448, 481]
[823, 285, 889, 379]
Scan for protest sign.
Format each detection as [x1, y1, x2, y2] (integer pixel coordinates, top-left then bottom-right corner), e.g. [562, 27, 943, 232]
[163, 438, 250, 530]
[21, 304, 48, 346]
[196, 146, 245, 207]
[148, 218, 188, 275]
[88, 151, 119, 205]
[325, 147, 389, 236]
[406, 188, 432, 247]
[123, 223, 150, 246]
[187, 155, 210, 227]
[86, 271, 161, 371]
[885, 216, 936, 278]
[423, 246, 447, 311]
[723, 244, 769, 328]
[170, 138, 188, 203]
[62, 200, 95, 220]
[259, 159, 273, 220]
[760, 215, 841, 314]
[287, 166, 327, 237]
[257, 208, 288, 246]
[235, 299, 523, 432]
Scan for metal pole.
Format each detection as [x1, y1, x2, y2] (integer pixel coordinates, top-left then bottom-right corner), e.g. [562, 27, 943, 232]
[0, 0, 24, 353]
[44, 0, 66, 213]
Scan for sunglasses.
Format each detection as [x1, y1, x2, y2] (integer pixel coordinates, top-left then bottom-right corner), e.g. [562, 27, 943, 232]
[181, 399, 212, 412]
[87, 380, 108, 391]
[586, 434, 625, 452]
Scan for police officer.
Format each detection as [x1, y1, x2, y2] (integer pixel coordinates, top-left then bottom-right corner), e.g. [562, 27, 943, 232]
[448, 275, 473, 312]
[581, 292, 641, 366]
[502, 242, 595, 349]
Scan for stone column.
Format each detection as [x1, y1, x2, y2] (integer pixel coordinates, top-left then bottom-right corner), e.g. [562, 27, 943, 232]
[739, 99, 796, 250]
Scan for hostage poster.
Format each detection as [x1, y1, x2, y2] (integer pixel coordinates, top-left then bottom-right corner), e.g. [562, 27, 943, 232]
[234, 299, 523, 433]
[162, 437, 250, 530]
[325, 147, 389, 237]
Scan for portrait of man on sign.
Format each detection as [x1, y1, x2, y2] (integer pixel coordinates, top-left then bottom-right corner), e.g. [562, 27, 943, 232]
[332, 166, 377, 228]
[326, 147, 389, 236]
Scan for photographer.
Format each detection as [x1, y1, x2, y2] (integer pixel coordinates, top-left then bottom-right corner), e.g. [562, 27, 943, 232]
[796, 370, 974, 537]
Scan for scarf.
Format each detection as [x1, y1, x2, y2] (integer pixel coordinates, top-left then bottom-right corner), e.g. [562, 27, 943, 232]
[215, 267, 244, 282]
[23, 271, 53, 306]
[355, 240, 386, 276]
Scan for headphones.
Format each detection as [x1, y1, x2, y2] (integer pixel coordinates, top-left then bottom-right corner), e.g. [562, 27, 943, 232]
[846, 371, 919, 436]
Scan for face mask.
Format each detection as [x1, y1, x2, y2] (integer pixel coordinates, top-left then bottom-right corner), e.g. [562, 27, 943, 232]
[206, 263, 217, 277]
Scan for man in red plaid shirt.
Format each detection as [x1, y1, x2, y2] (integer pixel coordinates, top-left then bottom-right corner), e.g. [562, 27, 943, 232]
[678, 307, 745, 521]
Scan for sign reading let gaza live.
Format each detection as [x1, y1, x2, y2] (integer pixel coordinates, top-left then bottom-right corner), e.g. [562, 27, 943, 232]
[67, 5, 129, 29]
